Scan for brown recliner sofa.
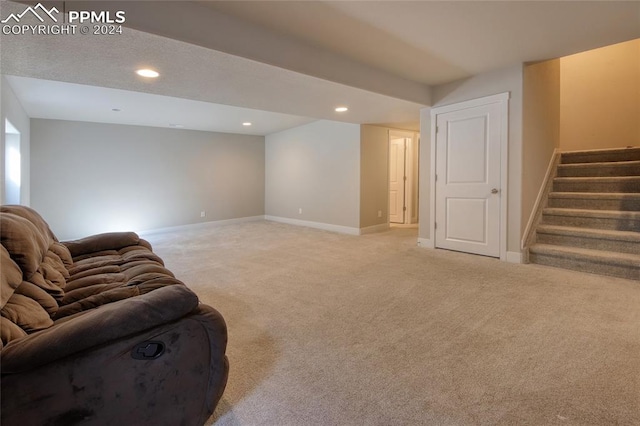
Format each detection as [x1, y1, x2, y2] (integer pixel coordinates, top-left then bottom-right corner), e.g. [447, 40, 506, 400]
[0, 205, 228, 425]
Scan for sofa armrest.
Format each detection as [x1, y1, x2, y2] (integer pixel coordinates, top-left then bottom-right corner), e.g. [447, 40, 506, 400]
[63, 232, 141, 257]
[1, 285, 199, 373]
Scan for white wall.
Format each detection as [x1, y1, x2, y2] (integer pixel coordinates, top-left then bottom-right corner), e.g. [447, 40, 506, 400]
[1, 75, 31, 206]
[265, 120, 360, 230]
[30, 119, 265, 240]
[422, 65, 524, 256]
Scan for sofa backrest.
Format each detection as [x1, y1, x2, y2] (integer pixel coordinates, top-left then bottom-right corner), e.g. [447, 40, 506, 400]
[0, 205, 58, 243]
[1, 207, 71, 347]
[1, 246, 23, 307]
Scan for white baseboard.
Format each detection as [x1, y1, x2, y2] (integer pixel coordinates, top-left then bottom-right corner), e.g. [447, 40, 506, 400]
[265, 215, 360, 235]
[139, 215, 265, 236]
[360, 223, 389, 235]
[417, 238, 434, 249]
[506, 251, 523, 264]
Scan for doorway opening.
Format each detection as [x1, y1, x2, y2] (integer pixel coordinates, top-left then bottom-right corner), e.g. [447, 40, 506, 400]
[5, 119, 21, 205]
[389, 130, 419, 225]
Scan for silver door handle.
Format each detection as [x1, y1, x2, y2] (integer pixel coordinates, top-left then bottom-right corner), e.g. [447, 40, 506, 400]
[491, 188, 499, 194]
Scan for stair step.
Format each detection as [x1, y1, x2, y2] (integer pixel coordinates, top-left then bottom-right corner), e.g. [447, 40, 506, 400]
[529, 243, 640, 280]
[541, 208, 640, 231]
[553, 176, 640, 193]
[548, 192, 640, 211]
[561, 147, 640, 164]
[557, 160, 640, 177]
[536, 225, 640, 255]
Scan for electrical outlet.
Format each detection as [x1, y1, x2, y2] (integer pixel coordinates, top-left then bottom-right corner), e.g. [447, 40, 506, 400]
[200, 211, 206, 218]
[298, 208, 303, 215]
[377, 210, 382, 218]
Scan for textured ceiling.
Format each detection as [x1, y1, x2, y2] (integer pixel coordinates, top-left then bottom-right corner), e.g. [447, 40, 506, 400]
[1, 0, 638, 134]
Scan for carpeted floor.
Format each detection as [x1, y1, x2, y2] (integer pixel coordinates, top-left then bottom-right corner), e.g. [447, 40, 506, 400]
[145, 221, 639, 425]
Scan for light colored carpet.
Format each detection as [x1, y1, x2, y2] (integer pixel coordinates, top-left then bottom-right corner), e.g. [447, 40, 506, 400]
[145, 221, 639, 425]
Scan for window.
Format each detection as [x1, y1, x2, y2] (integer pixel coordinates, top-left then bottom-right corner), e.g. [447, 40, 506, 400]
[5, 119, 21, 204]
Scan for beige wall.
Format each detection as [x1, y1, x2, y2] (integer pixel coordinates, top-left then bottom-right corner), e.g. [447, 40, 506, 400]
[1, 75, 31, 206]
[265, 120, 361, 229]
[31, 119, 265, 240]
[418, 107, 431, 237]
[360, 125, 389, 229]
[560, 39, 640, 151]
[522, 59, 560, 242]
[423, 65, 524, 256]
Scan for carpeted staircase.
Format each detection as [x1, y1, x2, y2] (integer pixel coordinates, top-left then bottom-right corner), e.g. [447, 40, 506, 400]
[528, 147, 640, 280]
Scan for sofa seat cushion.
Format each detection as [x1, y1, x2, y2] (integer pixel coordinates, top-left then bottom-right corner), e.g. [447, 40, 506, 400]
[63, 232, 141, 258]
[68, 249, 164, 276]
[54, 248, 181, 318]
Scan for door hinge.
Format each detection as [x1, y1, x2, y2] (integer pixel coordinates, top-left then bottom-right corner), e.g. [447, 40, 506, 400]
[435, 174, 438, 182]
[403, 176, 407, 181]
[434, 222, 437, 229]
[436, 126, 439, 133]
[403, 206, 407, 211]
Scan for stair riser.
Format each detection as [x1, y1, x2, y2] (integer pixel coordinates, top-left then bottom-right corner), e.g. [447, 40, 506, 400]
[547, 197, 640, 211]
[542, 214, 640, 232]
[536, 233, 640, 255]
[561, 150, 640, 164]
[553, 180, 640, 193]
[529, 252, 640, 280]
[557, 164, 640, 177]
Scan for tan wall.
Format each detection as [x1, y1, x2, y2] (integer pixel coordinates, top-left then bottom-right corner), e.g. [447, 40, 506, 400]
[360, 125, 389, 229]
[560, 39, 640, 151]
[522, 59, 560, 244]
[418, 107, 431, 238]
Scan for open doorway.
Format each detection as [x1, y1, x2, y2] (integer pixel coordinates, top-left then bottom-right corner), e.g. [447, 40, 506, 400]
[5, 119, 21, 205]
[389, 130, 419, 225]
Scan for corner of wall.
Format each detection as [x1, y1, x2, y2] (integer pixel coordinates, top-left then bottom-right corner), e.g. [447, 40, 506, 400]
[1, 75, 31, 206]
[418, 107, 432, 240]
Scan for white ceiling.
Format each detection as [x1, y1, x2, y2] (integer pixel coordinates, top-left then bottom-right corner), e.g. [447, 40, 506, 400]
[1, 1, 638, 135]
[205, 1, 640, 86]
[5, 76, 318, 135]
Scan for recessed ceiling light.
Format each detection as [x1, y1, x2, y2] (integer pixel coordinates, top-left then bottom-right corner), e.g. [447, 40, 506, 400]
[111, 108, 121, 112]
[136, 69, 159, 78]
[242, 122, 252, 126]
[335, 106, 348, 112]
[169, 124, 184, 128]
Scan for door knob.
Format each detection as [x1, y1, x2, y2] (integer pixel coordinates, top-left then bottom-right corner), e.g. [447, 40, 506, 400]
[491, 188, 499, 194]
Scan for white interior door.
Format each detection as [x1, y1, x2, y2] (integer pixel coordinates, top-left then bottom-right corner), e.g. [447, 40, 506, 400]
[389, 137, 406, 224]
[435, 102, 502, 257]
